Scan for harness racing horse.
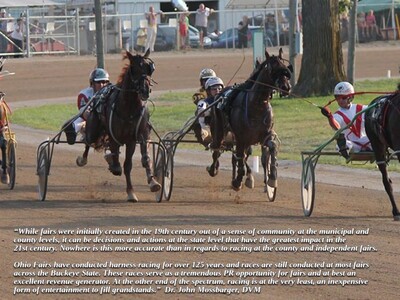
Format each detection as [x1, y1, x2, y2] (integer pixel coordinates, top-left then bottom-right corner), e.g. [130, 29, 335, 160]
[78, 49, 161, 202]
[365, 85, 400, 220]
[208, 48, 292, 191]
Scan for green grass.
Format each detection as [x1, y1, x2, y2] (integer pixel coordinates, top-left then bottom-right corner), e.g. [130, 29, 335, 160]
[12, 104, 77, 131]
[10, 79, 399, 168]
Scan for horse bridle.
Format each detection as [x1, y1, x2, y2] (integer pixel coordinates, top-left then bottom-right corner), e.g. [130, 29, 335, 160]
[263, 56, 292, 98]
[133, 58, 154, 97]
[266, 56, 292, 85]
[237, 57, 292, 99]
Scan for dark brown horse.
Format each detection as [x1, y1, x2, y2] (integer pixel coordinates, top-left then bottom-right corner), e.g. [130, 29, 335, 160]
[365, 85, 400, 221]
[78, 50, 160, 201]
[207, 48, 292, 191]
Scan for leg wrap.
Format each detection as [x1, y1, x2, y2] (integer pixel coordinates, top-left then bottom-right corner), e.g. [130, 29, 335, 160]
[141, 154, 150, 168]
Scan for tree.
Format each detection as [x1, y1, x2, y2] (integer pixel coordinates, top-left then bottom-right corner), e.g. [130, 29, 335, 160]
[293, 0, 346, 97]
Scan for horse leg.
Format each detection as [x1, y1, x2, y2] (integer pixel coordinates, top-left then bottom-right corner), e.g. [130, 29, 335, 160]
[140, 141, 161, 192]
[261, 146, 269, 191]
[231, 152, 237, 183]
[123, 142, 138, 202]
[266, 138, 278, 188]
[368, 125, 400, 220]
[76, 145, 90, 167]
[209, 106, 224, 150]
[206, 150, 221, 177]
[107, 143, 122, 176]
[377, 162, 400, 221]
[231, 145, 245, 191]
[244, 147, 254, 189]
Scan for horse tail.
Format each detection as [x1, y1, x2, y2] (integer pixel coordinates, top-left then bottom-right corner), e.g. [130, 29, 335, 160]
[397, 82, 400, 91]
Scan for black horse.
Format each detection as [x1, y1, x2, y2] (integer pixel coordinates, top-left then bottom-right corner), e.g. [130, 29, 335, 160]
[365, 85, 400, 221]
[207, 48, 292, 191]
[78, 49, 161, 202]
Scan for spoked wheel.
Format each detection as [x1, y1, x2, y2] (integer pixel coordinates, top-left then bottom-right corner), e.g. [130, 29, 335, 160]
[6, 141, 16, 190]
[163, 151, 174, 201]
[37, 145, 49, 201]
[262, 148, 277, 202]
[301, 157, 315, 217]
[153, 143, 165, 203]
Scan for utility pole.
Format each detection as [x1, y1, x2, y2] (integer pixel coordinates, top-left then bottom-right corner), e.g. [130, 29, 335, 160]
[94, 0, 105, 68]
[347, 0, 357, 83]
[288, 0, 298, 87]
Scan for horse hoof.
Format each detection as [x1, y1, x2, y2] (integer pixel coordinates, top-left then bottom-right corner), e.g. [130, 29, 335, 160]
[76, 156, 87, 167]
[110, 169, 122, 176]
[109, 164, 122, 176]
[267, 178, 277, 188]
[231, 180, 242, 191]
[393, 215, 400, 221]
[149, 178, 161, 192]
[245, 175, 254, 189]
[206, 166, 218, 177]
[127, 193, 138, 202]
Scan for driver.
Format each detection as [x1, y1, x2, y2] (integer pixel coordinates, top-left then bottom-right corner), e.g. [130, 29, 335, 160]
[192, 68, 217, 147]
[196, 76, 224, 148]
[320, 81, 372, 159]
[192, 68, 217, 105]
[64, 68, 110, 144]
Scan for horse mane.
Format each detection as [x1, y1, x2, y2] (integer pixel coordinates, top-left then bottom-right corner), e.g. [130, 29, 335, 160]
[116, 52, 131, 86]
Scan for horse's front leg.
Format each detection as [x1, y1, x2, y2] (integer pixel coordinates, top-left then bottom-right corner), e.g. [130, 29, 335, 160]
[231, 145, 245, 191]
[76, 145, 90, 167]
[244, 147, 254, 189]
[377, 163, 400, 221]
[140, 141, 161, 192]
[124, 142, 138, 202]
[107, 142, 122, 176]
[207, 150, 221, 177]
[265, 136, 278, 188]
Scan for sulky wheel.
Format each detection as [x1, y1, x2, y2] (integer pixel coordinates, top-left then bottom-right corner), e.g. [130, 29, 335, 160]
[301, 157, 315, 217]
[163, 149, 174, 201]
[153, 143, 165, 203]
[37, 145, 49, 201]
[6, 141, 16, 190]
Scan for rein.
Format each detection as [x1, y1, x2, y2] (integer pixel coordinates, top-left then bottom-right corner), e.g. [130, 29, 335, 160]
[245, 78, 288, 99]
[320, 91, 400, 108]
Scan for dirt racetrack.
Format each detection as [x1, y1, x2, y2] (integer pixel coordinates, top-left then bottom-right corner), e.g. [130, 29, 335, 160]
[1, 43, 400, 299]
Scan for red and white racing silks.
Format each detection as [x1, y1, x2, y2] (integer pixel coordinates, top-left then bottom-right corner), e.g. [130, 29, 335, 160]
[334, 103, 371, 151]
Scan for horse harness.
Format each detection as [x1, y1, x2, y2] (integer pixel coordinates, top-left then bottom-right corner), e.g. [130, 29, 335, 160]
[370, 94, 400, 147]
[93, 57, 155, 147]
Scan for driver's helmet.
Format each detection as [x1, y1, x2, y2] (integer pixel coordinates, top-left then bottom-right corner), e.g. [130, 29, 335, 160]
[205, 76, 224, 90]
[334, 81, 354, 99]
[199, 68, 216, 80]
[89, 68, 110, 83]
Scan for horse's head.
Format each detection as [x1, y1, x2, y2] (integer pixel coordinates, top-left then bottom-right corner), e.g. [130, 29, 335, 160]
[125, 49, 155, 100]
[264, 48, 292, 97]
